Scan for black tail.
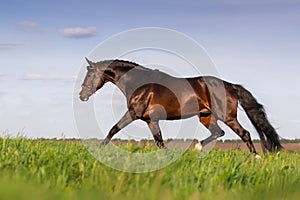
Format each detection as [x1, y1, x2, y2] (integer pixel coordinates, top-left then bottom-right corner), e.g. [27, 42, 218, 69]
[233, 85, 283, 152]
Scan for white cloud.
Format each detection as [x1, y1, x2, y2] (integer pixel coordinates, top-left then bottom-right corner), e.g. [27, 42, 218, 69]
[22, 74, 76, 82]
[0, 43, 24, 50]
[18, 20, 40, 28]
[58, 26, 98, 38]
[0, 73, 5, 77]
[18, 20, 42, 33]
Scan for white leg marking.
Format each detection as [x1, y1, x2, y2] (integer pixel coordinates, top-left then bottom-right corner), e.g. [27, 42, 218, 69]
[255, 154, 261, 159]
[194, 142, 203, 152]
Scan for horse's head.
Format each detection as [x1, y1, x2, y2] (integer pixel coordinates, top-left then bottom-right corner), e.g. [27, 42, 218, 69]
[79, 58, 105, 101]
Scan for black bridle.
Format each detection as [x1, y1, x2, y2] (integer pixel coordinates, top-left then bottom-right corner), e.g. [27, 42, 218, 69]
[81, 83, 93, 90]
[81, 67, 98, 93]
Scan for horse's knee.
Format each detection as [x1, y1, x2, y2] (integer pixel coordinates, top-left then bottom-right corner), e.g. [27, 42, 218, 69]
[241, 131, 251, 141]
[209, 125, 224, 137]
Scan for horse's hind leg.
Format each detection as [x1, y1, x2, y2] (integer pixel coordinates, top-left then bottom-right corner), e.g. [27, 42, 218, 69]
[225, 118, 258, 154]
[102, 111, 134, 145]
[146, 121, 166, 148]
[199, 114, 225, 147]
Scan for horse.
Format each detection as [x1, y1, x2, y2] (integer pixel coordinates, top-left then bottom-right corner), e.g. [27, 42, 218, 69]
[79, 58, 283, 156]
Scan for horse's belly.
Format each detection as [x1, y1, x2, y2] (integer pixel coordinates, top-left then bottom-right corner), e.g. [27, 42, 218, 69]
[142, 93, 206, 120]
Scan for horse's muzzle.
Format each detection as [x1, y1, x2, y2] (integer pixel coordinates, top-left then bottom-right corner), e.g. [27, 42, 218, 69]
[79, 95, 89, 101]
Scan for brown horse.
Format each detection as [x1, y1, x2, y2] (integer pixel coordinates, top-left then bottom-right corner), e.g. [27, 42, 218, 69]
[79, 58, 282, 155]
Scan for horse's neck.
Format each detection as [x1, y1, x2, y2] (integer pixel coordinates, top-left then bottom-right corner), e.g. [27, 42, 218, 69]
[110, 65, 147, 96]
[107, 65, 135, 95]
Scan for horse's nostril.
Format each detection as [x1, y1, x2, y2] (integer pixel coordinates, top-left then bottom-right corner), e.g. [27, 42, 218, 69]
[79, 95, 88, 101]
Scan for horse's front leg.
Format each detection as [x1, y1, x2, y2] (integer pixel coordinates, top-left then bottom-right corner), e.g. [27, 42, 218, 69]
[102, 111, 134, 145]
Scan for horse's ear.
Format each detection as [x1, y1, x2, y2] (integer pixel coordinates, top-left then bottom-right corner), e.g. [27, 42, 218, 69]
[85, 57, 95, 70]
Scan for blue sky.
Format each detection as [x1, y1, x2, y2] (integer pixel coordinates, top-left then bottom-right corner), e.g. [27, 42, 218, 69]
[0, 0, 300, 139]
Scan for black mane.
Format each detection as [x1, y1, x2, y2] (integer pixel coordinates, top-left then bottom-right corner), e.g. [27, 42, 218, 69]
[95, 59, 151, 71]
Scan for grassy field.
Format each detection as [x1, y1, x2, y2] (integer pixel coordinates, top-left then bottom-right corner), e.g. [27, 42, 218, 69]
[0, 137, 299, 200]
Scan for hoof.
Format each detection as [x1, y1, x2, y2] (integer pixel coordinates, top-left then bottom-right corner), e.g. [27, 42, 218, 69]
[101, 139, 109, 146]
[255, 154, 261, 159]
[194, 142, 203, 152]
[161, 146, 168, 150]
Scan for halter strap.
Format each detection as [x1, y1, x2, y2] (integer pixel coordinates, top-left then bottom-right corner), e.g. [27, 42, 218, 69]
[81, 83, 93, 90]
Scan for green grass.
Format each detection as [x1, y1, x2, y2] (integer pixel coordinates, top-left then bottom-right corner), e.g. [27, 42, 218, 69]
[0, 137, 299, 200]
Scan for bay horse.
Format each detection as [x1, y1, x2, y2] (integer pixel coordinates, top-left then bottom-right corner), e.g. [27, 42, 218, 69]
[79, 58, 282, 156]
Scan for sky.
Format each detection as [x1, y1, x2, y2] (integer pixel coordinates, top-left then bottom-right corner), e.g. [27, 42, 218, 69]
[0, 0, 300, 140]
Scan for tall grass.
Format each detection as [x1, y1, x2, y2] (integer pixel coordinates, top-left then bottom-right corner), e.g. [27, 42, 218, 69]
[0, 137, 299, 200]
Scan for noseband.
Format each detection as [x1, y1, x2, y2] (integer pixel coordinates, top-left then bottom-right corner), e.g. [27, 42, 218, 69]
[81, 68, 98, 93]
[81, 66, 110, 95]
[81, 83, 93, 90]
